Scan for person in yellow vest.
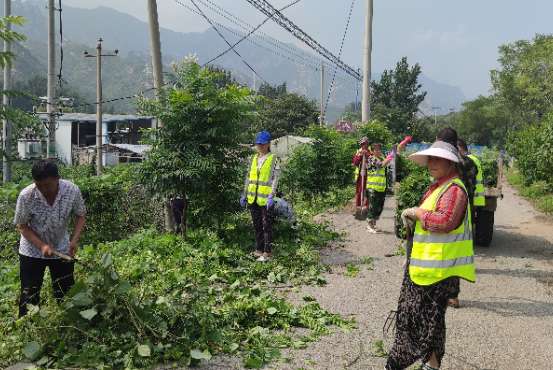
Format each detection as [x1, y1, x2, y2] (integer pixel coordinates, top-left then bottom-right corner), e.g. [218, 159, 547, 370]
[386, 140, 476, 370]
[365, 143, 394, 233]
[240, 131, 280, 262]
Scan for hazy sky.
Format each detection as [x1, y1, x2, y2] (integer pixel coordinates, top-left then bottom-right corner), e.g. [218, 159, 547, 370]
[63, 0, 553, 100]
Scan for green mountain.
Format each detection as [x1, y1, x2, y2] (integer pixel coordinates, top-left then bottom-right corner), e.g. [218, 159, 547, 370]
[5, 0, 465, 120]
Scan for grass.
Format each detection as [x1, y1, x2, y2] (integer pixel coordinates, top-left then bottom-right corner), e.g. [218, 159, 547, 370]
[506, 168, 553, 214]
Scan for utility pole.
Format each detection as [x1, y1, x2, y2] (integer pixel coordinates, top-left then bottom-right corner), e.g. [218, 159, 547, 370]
[2, 0, 12, 183]
[46, 0, 56, 158]
[84, 39, 118, 176]
[432, 106, 440, 125]
[361, 0, 373, 123]
[147, 0, 164, 128]
[320, 62, 325, 126]
[147, 0, 176, 233]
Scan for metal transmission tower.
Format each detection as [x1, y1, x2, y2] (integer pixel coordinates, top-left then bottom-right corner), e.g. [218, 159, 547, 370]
[243, 0, 361, 82]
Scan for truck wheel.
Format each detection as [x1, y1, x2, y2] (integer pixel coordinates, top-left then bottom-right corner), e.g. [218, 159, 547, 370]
[475, 209, 494, 247]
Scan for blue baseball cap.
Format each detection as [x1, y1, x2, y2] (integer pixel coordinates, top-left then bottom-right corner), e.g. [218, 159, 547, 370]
[255, 131, 271, 145]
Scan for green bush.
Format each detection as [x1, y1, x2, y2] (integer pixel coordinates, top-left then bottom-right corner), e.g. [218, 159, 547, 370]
[0, 165, 164, 249]
[356, 119, 394, 146]
[280, 126, 357, 196]
[394, 165, 432, 239]
[480, 149, 500, 187]
[507, 115, 553, 186]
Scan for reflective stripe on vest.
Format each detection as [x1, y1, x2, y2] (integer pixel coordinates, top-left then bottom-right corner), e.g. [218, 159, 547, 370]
[246, 154, 275, 206]
[468, 154, 486, 207]
[366, 156, 386, 192]
[409, 178, 476, 286]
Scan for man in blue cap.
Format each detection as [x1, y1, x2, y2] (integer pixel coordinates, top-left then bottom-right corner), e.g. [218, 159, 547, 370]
[240, 131, 280, 262]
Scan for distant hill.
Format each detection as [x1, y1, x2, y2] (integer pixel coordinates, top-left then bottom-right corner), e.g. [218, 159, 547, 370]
[5, 0, 465, 120]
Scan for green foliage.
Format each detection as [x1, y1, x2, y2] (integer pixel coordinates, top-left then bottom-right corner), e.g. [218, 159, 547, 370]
[74, 165, 164, 245]
[371, 57, 427, 136]
[356, 120, 394, 146]
[257, 82, 288, 99]
[480, 149, 500, 187]
[492, 34, 553, 123]
[139, 61, 255, 229]
[280, 126, 356, 196]
[394, 162, 432, 239]
[0, 165, 163, 249]
[256, 92, 319, 139]
[0, 223, 353, 368]
[507, 168, 553, 214]
[507, 114, 553, 186]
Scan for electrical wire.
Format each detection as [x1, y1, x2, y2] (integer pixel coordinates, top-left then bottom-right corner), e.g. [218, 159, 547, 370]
[57, 0, 64, 87]
[196, 0, 320, 66]
[181, 0, 268, 85]
[323, 0, 356, 117]
[202, 0, 302, 67]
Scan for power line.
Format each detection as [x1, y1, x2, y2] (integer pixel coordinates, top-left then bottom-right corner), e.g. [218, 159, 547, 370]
[243, 0, 362, 81]
[202, 0, 302, 67]
[57, 0, 64, 87]
[180, 0, 268, 85]
[197, 0, 320, 66]
[323, 0, 356, 116]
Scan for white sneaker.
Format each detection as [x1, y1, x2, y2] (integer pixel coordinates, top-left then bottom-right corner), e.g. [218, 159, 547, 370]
[256, 255, 267, 262]
[366, 225, 377, 234]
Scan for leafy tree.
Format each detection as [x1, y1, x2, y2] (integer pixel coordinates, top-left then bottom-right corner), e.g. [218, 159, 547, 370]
[371, 57, 427, 137]
[258, 82, 287, 99]
[256, 90, 319, 138]
[138, 61, 255, 231]
[453, 95, 511, 147]
[491, 34, 553, 124]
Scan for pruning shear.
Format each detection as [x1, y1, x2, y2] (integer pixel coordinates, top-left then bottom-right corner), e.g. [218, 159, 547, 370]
[52, 250, 92, 269]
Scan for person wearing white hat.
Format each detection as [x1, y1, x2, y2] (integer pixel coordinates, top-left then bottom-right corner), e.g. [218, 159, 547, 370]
[386, 140, 476, 370]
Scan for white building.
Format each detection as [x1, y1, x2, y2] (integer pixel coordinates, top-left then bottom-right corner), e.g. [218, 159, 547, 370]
[18, 113, 154, 165]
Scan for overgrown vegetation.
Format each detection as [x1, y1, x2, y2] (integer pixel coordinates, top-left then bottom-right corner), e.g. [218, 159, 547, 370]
[0, 60, 359, 369]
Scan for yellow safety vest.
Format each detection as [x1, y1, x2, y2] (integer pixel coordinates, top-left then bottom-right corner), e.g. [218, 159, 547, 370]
[468, 154, 486, 207]
[246, 153, 275, 206]
[366, 156, 386, 193]
[354, 156, 387, 192]
[409, 178, 476, 286]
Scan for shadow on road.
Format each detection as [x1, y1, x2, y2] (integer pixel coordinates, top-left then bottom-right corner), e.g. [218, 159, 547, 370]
[476, 229, 553, 262]
[462, 296, 553, 318]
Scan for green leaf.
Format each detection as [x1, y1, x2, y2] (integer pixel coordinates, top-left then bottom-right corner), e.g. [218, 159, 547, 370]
[79, 308, 98, 321]
[137, 344, 151, 357]
[267, 307, 278, 315]
[229, 343, 239, 352]
[230, 279, 240, 290]
[101, 254, 113, 268]
[190, 349, 212, 361]
[22, 341, 42, 361]
[244, 355, 264, 368]
[72, 292, 93, 307]
[115, 281, 131, 295]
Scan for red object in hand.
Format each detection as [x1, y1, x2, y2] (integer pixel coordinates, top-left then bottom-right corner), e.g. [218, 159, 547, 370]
[400, 136, 413, 147]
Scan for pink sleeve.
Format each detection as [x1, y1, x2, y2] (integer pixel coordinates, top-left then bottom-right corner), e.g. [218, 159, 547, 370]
[421, 185, 468, 233]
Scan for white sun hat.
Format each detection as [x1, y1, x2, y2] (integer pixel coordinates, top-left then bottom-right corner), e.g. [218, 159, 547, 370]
[408, 141, 461, 166]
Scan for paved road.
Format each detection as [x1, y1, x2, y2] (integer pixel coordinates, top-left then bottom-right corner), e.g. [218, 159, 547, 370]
[275, 184, 553, 370]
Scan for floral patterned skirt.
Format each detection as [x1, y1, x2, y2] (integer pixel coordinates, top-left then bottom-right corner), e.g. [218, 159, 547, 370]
[386, 263, 458, 370]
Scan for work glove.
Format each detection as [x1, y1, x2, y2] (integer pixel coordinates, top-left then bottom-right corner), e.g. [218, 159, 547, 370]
[386, 151, 395, 161]
[267, 195, 274, 209]
[240, 196, 247, 208]
[401, 207, 418, 237]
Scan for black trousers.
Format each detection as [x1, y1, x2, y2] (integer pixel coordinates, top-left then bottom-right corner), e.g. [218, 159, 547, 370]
[249, 203, 274, 253]
[18, 254, 75, 317]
